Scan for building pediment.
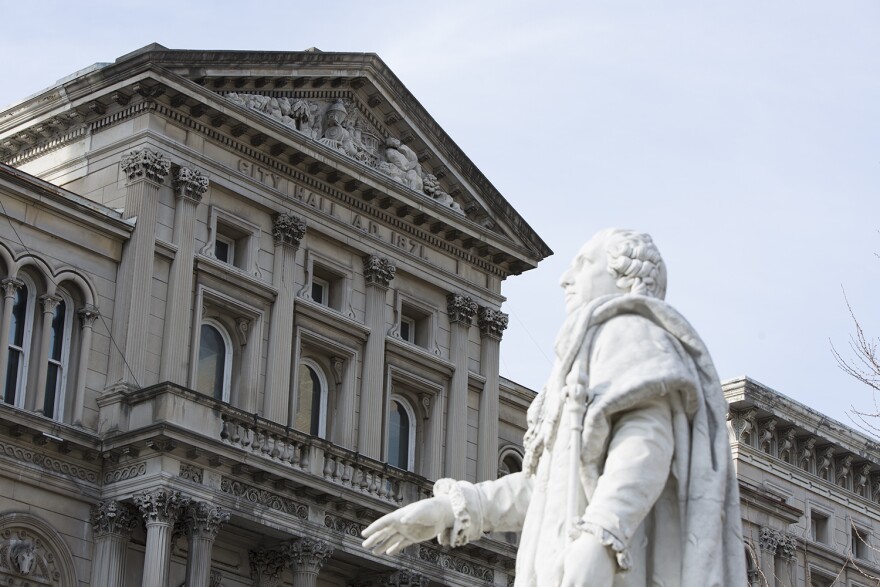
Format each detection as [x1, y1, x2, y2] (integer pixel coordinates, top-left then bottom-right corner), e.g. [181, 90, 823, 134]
[0, 44, 551, 275]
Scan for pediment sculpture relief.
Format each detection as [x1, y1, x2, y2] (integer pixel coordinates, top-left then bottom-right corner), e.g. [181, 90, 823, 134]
[0, 532, 59, 584]
[225, 93, 463, 214]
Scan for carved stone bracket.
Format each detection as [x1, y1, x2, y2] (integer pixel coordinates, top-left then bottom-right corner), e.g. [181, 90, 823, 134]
[91, 500, 139, 538]
[285, 537, 334, 574]
[478, 307, 509, 340]
[77, 304, 100, 329]
[728, 408, 757, 443]
[121, 148, 171, 183]
[447, 293, 477, 326]
[134, 489, 189, 524]
[363, 255, 395, 288]
[272, 213, 307, 247]
[757, 418, 777, 453]
[174, 166, 210, 201]
[185, 502, 231, 539]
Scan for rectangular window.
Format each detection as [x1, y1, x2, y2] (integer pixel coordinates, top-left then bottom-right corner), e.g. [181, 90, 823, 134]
[852, 525, 869, 559]
[214, 234, 235, 264]
[400, 316, 415, 343]
[810, 510, 829, 544]
[311, 265, 342, 310]
[311, 277, 329, 306]
[400, 303, 431, 349]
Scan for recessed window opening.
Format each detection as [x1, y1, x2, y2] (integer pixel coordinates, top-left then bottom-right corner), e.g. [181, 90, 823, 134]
[214, 234, 235, 264]
[4, 277, 34, 408]
[311, 276, 329, 306]
[294, 359, 328, 438]
[196, 320, 232, 402]
[852, 525, 869, 559]
[810, 510, 829, 544]
[400, 302, 430, 349]
[400, 316, 415, 343]
[43, 292, 72, 420]
[388, 396, 416, 471]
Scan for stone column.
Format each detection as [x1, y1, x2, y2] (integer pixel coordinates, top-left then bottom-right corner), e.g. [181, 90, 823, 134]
[358, 255, 395, 459]
[477, 307, 508, 481]
[184, 502, 230, 587]
[33, 294, 62, 415]
[135, 489, 188, 587]
[108, 148, 170, 387]
[160, 166, 209, 385]
[0, 278, 23, 398]
[286, 538, 333, 587]
[445, 293, 477, 479]
[91, 500, 139, 587]
[72, 305, 99, 425]
[249, 547, 286, 587]
[263, 213, 306, 423]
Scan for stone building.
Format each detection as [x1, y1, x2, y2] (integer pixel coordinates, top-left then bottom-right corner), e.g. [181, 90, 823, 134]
[1, 44, 879, 587]
[727, 377, 880, 587]
[0, 45, 550, 586]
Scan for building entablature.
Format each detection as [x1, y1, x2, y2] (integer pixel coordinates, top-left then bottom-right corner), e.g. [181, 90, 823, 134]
[725, 377, 880, 508]
[0, 45, 552, 280]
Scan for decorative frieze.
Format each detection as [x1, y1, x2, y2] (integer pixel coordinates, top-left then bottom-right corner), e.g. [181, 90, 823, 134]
[91, 500, 139, 537]
[103, 462, 147, 484]
[324, 513, 365, 537]
[272, 212, 307, 247]
[121, 148, 171, 183]
[447, 294, 477, 326]
[362, 255, 396, 287]
[134, 489, 189, 524]
[0, 439, 99, 483]
[179, 463, 204, 484]
[478, 307, 508, 339]
[418, 544, 494, 583]
[184, 502, 230, 539]
[285, 537, 334, 573]
[174, 166, 210, 201]
[219, 477, 308, 519]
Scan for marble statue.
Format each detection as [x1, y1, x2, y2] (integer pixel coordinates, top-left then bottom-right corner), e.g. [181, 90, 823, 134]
[319, 99, 367, 161]
[363, 229, 747, 587]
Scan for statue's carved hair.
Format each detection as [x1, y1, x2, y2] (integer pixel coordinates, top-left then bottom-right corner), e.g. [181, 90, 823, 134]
[595, 229, 667, 299]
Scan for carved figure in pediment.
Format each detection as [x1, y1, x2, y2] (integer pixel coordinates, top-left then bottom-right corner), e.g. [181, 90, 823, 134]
[320, 99, 367, 161]
[382, 137, 423, 191]
[293, 99, 321, 139]
[424, 173, 463, 213]
[10, 540, 35, 575]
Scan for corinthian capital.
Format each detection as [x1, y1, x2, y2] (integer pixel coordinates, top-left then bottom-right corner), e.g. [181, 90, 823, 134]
[478, 307, 509, 340]
[121, 148, 171, 183]
[134, 489, 189, 525]
[285, 537, 334, 574]
[91, 500, 139, 538]
[77, 305, 100, 329]
[0, 278, 23, 299]
[362, 255, 395, 288]
[174, 166, 210, 201]
[249, 547, 286, 587]
[272, 213, 307, 247]
[185, 501, 230, 539]
[447, 293, 477, 326]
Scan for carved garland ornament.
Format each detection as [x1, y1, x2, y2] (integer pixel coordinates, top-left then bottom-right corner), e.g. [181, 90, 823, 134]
[272, 212, 307, 247]
[120, 148, 171, 183]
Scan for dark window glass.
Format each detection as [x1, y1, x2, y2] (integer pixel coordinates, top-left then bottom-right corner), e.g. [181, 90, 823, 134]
[388, 400, 410, 470]
[4, 284, 28, 404]
[4, 350, 20, 404]
[9, 284, 27, 346]
[197, 324, 226, 400]
[400, 320, 411, 342]
[295, 364, 324, 437]
[311, 281, 325, 305]
[48, 299, 66, 360]
[215, 239, 230, 263]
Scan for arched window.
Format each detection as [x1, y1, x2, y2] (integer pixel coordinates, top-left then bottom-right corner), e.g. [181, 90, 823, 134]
[294, 359, 328, 438]
[196, 320, 232, 402]
[388, 396, 416, 471]
[42, 291, 73, 420]
[498, 450, 523, 477]
[4, 277, 35, 409]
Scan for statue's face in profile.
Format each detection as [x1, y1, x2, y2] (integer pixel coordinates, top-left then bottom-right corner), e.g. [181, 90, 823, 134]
[560, 236, 622, 313]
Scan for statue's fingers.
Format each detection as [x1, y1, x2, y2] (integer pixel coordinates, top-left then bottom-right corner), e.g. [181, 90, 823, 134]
[385, 536, 413, 556]
[362, 527, 398, 551]
[362, 515, 395, 538]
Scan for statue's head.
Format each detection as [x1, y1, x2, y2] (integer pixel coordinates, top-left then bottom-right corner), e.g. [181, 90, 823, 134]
[326, 99, 347, 124]
[560, 229, 667, 312]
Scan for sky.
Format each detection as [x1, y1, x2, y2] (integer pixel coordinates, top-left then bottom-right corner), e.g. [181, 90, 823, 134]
[1, 1, 879, 427]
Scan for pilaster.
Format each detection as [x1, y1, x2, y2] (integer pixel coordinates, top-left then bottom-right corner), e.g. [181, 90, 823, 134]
[160, 166, 209, 385]
[445, 293, 477, 479]
[108, 148, 170, 387]
[358, 255, 395, 459]
[135, 489, 188, 587]
[184, 502, 230, 587]
[264, 213, 306, 423]
[477, 307, 508, 481]
[34, 294, 62, 415]
[0, 278, 23, 401]
[91, 500, 139, 587]
[286, 537, 334, 587]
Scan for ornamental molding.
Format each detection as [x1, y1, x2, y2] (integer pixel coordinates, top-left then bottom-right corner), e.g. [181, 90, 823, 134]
[134, 489, 189, 525]
[418, 544, 494, 583]
[362, 255, 395, 288]
[284, 537, 333, 573]
[91, 500, 139, 537]
[179, 463, 204, 484]
[102, 462, 146, 484]
[272, 213, 307, 247]
[219, 477, 308, 519]
[447, 294, 477, 326]
[174, 166, 210, 201]
[120, 148, 171, 183]
[324, 513, 365, 538]
[0, 439, 99, 484]
[184, 502, 230, 539]
[478, 307, 508, 340]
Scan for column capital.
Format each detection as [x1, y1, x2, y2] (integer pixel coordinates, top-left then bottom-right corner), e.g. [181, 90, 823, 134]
[174, 166, 210, 202]
[39, 293, 63, 314]
[363, 255, 395, 288]
[184, 501, 230, 539]
[77, 305, 100, 329]
[249, 547, 286, 586]
[91, 500, 139, 538]
[0, 278, 23, 298]
[121, 148, 171, 184]
[272, 213, 307, 247]
[447, 293, 477, 326]
[478, 306, 509, 340]
[758, 526, 779, 556]
[285, 537, 334, 574]
[134, 489, 189, 525]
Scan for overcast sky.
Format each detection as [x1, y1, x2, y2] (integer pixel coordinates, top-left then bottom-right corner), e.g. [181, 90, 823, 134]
[2, 1, 878, 428]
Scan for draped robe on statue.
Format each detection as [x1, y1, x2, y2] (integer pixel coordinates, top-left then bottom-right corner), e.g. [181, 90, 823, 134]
[434, 295, 746, 587]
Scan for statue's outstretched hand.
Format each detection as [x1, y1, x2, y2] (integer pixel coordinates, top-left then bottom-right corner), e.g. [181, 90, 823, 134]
[361, 496, 454, 556]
